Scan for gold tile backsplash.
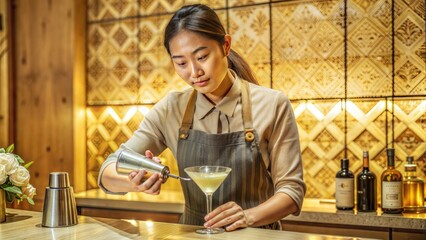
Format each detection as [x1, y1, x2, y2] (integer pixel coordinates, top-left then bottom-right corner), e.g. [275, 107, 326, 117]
[272, 0, 345, 98]
[86, 0, 426, 199]
[229, 5, 271, 87]
[347, 0, 393, 97]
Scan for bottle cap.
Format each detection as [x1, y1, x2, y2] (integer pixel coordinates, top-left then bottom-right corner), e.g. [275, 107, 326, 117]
[363, 151, 369, 158]
[405, 156, 416, 172]
[386, 148, 395, 166]
[386, 148, 395, 158]
[341, 158, 349, 169]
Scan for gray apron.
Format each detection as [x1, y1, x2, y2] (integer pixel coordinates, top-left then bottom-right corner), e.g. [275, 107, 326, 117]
[176, 80, 280, 230]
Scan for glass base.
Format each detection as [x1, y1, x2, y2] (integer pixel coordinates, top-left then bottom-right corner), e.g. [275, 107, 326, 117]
[196, 227, 224, 234]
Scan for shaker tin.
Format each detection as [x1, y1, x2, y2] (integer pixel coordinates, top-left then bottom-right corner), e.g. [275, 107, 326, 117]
[116, 150, 170, 183]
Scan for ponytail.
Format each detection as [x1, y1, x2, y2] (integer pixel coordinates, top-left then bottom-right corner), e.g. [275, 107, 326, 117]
[228, 49, 259, 85]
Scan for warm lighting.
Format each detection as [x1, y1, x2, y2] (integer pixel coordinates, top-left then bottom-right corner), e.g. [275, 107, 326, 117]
[293, 102, 307, 118]
[123, 219, 138, 227]
[306, 102, 325, 120]
[106, 106, 121, 123]
[123, 106, 137, 122]
[138, 106, 151, 116]
[144, 220, 155, 235]
[145, 220, 154, 227]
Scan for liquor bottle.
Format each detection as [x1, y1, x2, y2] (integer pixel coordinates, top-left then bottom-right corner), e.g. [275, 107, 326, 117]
[381, 148, 403, 214]
[403, 156, 425, 213]
[357, 151, 377, 212]
[336, 158, 354, 210]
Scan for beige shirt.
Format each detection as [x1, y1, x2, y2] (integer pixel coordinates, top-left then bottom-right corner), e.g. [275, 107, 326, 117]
[98, 73, 306, 213]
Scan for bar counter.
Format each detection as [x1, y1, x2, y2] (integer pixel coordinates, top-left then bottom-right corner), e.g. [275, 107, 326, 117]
[75, 189, 426, 229]
[75, 189, 426, 239]
[1, 208, 377, 239]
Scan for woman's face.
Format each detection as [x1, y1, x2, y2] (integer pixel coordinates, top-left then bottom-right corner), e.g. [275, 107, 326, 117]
[169, 30, 233, 103]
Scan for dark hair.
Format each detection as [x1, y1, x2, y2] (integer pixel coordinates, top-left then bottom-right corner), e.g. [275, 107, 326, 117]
[164, 4, 259, 85]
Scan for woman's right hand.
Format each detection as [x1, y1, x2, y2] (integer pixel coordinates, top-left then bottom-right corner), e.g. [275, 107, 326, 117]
[128, 150, 163, 195]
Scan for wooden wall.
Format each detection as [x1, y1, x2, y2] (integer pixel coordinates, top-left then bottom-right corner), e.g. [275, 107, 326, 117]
[10, 0, 85, 211]
[0, 0, 11, 147]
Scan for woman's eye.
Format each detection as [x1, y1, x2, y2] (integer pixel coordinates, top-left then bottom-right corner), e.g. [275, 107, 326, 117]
[176, 62, 186, 66]
[197, 55, 207, 61]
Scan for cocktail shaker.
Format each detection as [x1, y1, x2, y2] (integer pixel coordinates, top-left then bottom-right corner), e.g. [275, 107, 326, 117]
[42, 172, 78, 227]
[116, 150, 173, 183]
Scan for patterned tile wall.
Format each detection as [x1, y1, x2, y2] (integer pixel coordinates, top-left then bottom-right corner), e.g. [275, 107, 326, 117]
[272, 0, 345, 98]
[86, 105, 182, 191]
[347, 0, 393, 97]
[229, 5, 271, 87]
[394, 0, 425, 95]
[86, 0, 426, 200]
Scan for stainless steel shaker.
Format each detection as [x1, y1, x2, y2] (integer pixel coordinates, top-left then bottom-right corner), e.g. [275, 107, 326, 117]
[42, 172, 78, 227]
[116, 150, 173, 183]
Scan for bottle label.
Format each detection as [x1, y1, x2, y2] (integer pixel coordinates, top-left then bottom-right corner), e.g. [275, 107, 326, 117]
[382, 181, 402, 208]
[336, 178, 354, 208]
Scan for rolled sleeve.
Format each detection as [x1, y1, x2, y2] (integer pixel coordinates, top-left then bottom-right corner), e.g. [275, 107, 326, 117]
[97, 150, 127, 195]
[268, 94, 306, 215]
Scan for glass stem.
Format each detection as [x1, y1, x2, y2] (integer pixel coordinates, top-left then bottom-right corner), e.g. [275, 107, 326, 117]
[206, 193, 213, 215]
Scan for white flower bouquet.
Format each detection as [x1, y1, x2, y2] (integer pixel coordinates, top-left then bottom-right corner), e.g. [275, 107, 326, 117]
[0, 144, 36, 205]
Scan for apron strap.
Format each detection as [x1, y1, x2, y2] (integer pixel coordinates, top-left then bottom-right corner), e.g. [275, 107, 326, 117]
[179, 90, 197, 139]
[179, 79, 254, 142]
[241, 80, 255, 142]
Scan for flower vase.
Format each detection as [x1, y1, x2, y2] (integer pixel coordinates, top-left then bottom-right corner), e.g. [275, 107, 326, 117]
[0, 188, 6, 222]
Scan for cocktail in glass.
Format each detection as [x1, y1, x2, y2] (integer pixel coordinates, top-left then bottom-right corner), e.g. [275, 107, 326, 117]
[184, 165, 231, 234]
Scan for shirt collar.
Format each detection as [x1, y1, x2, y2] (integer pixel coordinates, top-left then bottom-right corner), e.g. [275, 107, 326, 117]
[195, 70, 241, 120]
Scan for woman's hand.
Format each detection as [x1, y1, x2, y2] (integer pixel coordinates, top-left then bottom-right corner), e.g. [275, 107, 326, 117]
[128, 150, 163, 195]
[203, 201, 252, 231]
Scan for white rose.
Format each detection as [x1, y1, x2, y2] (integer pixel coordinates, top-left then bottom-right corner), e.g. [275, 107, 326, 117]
[0, 164, 7, 184]
[9, 166, 30, 187]
[0, 153, 19, 175]
[22, 184, 36, 199]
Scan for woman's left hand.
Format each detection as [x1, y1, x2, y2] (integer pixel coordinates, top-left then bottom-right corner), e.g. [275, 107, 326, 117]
[203, 201, 251, 231]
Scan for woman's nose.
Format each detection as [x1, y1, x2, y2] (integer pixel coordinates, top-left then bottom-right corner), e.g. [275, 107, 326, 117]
[190, 63, 204, 78]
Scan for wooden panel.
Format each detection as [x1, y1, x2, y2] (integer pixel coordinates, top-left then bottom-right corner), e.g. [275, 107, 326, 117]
[73, 0, 87, 194]
[281, 221, 426, 240]
[0, 0, 11, 147]
[12, 0, 81, 210]
[79, 207, 181, 223]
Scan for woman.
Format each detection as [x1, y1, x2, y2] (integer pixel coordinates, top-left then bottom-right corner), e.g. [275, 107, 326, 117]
[98, 4, 305, 231]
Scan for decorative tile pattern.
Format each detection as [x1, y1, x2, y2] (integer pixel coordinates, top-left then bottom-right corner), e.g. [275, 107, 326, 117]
[87, 19, 140, 105]
[86, 105, 182, 191]
[184, 0, 226, 8]
[347, 0, 393, 97]
[86, 1, 426, 199]
[138, 0, 184, 15]
[392, 99, 426, 165]
[272, 0, 344, 98]
[136, 14, 188, 104]
[229, 0, 269, 7]
[292, 100, 345, 198]
[87, 0, 139, 21]
[346, 99, 388, 172]
[87, 15, 190, 105]
[394, 0, 426, 95]
[229, 5, 271, 87]
[292, 98, 426, 199]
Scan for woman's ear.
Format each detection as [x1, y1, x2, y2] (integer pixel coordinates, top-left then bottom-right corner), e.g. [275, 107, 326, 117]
[223, 34, 232, 56]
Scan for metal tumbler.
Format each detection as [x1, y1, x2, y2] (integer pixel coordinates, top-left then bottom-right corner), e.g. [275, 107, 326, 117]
[42, 172, 78, 227]
[116, 150, 171, 183]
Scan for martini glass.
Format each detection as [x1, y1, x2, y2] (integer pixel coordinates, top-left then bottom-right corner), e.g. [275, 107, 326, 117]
[184, 165, 231, 234]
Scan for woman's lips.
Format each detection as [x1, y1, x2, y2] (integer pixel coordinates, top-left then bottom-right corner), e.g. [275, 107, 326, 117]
[193, 78, 209, 87]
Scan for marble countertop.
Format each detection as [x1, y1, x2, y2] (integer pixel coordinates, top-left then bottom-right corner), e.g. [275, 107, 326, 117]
[284, 199, 426, 230]
[75, 189, 426, 231]
[1, 208, 379, 240]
